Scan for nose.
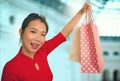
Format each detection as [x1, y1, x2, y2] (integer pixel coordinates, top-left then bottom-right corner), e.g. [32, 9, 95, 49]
[35, 35, 41, 42]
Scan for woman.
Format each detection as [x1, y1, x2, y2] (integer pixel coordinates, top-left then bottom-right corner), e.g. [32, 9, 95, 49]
[1, 3, 91, 81]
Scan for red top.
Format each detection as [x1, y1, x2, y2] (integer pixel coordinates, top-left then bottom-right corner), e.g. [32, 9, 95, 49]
[2, 33, 66, 81]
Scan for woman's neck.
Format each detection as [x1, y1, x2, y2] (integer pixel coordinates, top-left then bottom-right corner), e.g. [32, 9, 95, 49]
[21, 47, 35, 59]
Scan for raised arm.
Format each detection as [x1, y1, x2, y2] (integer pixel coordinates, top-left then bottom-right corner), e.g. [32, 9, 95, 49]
[61, 3, 91, 38]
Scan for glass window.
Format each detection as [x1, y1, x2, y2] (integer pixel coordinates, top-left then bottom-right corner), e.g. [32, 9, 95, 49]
[113, 51, 119, 56]
[9, 15, 15, 24]
[103, 51, 109, 56]
[102, 70, 108, 81]
[113, 70, 119, 81]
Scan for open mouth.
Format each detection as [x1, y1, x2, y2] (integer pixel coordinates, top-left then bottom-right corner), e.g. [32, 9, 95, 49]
[31, 43, 39, 49]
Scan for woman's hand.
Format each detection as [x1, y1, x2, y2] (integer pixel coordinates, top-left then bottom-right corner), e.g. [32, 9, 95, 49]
[80, 2, 92, 14]
[61, 2, 91, 38]
[83, 2, 91, 10]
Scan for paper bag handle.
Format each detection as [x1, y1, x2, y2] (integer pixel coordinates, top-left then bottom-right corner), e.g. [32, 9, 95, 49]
[86, 10, 96, 25]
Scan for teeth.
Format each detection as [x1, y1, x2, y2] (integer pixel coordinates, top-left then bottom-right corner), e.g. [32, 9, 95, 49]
[31, 43, 39, 49]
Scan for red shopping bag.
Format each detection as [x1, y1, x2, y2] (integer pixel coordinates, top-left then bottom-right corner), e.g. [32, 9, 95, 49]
[80, 10, 104, 73]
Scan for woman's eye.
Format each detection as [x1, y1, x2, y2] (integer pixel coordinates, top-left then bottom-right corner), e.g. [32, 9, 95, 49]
[31, 31, 36, 33]
[41, 34, 46, 36]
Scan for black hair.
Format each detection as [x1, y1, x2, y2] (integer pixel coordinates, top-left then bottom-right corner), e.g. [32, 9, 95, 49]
[21, 13, 49, 34]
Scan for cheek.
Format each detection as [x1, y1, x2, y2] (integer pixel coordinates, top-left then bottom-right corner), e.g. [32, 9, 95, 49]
[22, 33, 34, 42]
[41, 37, 46, 43]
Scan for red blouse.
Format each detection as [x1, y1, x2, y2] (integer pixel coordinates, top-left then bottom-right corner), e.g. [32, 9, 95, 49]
[2, 33, 66, 81]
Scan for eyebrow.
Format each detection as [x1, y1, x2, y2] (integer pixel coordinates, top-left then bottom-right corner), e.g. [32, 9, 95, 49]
[30, 28, 46, 33]
[30, 28, 38, 31]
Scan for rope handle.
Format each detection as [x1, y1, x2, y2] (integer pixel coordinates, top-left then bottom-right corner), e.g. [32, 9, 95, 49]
[84, 0, 96, 25]
[86, 9, 96, 25]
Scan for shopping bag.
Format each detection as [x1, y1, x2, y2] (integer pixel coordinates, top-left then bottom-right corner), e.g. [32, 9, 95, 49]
[80, 10, 104, 73]
[69, 26, 81, 63]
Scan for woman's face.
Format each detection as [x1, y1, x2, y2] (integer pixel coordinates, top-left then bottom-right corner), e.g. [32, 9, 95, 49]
[20, 19, 46, 55]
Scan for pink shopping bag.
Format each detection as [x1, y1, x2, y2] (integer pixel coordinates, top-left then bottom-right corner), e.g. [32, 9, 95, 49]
[69, 27, 81, 63]
[80, 10, 104, 73]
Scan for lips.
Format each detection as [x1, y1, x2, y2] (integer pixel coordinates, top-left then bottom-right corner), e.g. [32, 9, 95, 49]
[31, 43, 39, 49]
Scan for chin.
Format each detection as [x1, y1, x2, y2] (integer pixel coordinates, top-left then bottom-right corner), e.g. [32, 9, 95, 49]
[31, 48, 39, 53]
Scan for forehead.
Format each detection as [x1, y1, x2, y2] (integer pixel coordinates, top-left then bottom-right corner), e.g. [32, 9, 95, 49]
[27, 19, 46, 31]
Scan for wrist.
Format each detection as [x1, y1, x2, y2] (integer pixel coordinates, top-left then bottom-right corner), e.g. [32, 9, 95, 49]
[79, 8, 85, 14]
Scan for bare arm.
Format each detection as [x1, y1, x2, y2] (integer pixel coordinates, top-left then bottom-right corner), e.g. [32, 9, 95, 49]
[61, 3, 91, 38]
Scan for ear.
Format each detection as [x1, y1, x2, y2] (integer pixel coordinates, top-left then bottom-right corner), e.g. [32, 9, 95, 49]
[19, 28, 23, 37]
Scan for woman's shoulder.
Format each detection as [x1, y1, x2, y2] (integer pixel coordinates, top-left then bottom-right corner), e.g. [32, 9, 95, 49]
[2, 55, 21, 81]
[3, 54, 20, 71]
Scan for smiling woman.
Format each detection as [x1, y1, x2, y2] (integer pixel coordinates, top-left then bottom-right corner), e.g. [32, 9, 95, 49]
[1, 3, 91, 81]
[19, 19, 47, 59]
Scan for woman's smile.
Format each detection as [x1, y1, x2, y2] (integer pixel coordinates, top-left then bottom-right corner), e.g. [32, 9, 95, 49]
[31, 43, 39, 49]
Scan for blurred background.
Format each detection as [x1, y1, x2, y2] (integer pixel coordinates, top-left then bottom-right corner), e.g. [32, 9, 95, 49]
[0, 0, 120, 81]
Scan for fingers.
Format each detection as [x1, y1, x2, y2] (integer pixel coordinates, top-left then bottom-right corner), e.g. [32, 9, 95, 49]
[83, 2, 92, 10]
[78, 2, 92, 14]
